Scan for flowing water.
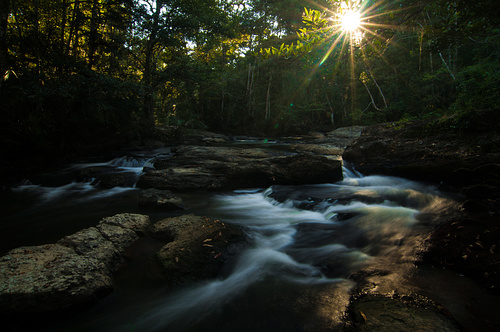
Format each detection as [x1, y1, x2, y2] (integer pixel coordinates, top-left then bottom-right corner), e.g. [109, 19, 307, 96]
[1, 146, 499, 331]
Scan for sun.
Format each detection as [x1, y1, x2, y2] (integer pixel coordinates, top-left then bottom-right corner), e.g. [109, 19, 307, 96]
[341, 10, 361, 32]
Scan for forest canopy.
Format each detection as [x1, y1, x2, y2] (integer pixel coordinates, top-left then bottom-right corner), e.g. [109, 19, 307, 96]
[0, 0, 498, 154]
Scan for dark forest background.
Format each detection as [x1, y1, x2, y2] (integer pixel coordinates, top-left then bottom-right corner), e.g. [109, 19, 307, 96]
[0, 0, 498, 156]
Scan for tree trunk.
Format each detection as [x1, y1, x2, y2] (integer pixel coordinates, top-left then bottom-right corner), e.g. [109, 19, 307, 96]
[59, 0, 68, 57]
[0, 0, 9, 83]
[265, 74, 272, 120]
[246, 62, 255, 118]
[66, 1, 82, 58]
[324, 91, 334, 127]
[88, 0, 100, 68]
[141, 0, 164, 132]
[360, 78, 382, 111]
[367, 69, 388, 108]
[34, 0, 41, 73]
[438, 51, 456, 80]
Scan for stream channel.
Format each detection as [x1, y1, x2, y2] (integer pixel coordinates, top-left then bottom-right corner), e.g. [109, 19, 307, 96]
[1, 141, 499, 331]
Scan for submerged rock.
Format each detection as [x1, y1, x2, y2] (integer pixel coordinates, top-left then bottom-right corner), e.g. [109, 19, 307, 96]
[138, 188, 184, 210]
[0, 213, 150, 313]
[152, 215, 246, 283]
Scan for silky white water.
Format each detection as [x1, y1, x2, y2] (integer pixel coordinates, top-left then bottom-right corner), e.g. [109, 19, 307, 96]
[85, 167, 455, 332]
[2, 152, 494, 331]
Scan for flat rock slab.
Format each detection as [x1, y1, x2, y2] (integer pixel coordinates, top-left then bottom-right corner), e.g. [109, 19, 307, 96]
[137, 146, 343, 191]
[152, 215, 246, 283]
[0, 213, 150, 313]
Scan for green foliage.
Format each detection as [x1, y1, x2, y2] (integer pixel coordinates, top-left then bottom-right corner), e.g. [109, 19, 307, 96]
[0, 69, 142, 153]
[453, 62, 500, 111]
[1, 0, 499, 150]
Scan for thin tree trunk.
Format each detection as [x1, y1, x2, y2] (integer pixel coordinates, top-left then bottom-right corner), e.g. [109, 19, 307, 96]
[88, 0, 100, 68]
[360, 79, 382, 111]
[59, 0, 67, 56]
[324, 91, 334, 127]
[34, 0, 41, 74]
[141, 0, 164, 131]
[246, 62, 255, 118]
[67, 1, 81, 57]
[438, 51, 456, 80]
[367, 69, 387, 108]
[0, 0, 9, 82]
[265, 74, 272, 119]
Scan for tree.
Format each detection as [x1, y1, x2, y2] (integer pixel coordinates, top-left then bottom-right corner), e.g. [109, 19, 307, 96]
[0, 0, 9, 90]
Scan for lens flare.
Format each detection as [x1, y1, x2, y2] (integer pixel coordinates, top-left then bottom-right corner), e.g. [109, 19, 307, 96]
[341, 10, 361, 32]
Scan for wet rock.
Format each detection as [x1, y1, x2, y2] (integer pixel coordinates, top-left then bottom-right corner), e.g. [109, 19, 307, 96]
[57, 227, 123, 272]
[137, 146, 343, 191]
[327, 126, 365, 139]
[346, 294, 461, 331]
[423, 216, 500, 295]
[288, 143, 344, 156]
[100, 213, 150, 236]
[0, 244, 113, 313]
[138, 188, 184, 210]
[152, 215, 246, 283]
[0, 213, 150, 313]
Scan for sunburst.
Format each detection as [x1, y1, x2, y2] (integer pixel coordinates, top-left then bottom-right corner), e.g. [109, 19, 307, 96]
[340, 10, 362, 33]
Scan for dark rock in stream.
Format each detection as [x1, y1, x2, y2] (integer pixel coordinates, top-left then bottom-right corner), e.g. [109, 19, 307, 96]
[345, 294, 461, 331]
[0, 213, 150, 313]
[137, 146, 343, 191]
[152, 214, 247, 284]
[138, 188, 184, 210]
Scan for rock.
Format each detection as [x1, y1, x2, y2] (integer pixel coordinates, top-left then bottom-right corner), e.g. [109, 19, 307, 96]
[152, 215, 246, 283]
[0, 213, 150, 313]
[326, 126, 365, 139]
[100, 213, 150, 236]
[347, 294, 461, 331]
[138, 188, 184, 210]
[288, 143, 344, 157]
[57, 227, 123, 272]
[137, 146, 343, 191]
[0, 244, 113, 313]
[343, 116, 500, 296]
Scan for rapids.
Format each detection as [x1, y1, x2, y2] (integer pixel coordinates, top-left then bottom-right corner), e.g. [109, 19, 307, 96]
[1, 149, 498, 331]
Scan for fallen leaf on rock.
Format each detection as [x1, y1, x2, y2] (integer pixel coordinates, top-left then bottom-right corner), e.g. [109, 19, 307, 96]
[359, 310, 367, 322]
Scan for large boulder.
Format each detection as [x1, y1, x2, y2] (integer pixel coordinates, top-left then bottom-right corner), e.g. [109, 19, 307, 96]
[137, 146, 343, 191]
[343, 116, 500, 184]
[0, 213, 150, 313]
[152, 215, 246, 283]
[0, 244, 113, 313]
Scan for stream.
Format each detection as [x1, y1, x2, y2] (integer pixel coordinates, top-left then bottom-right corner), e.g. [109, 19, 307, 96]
[1, 144, 499, 331]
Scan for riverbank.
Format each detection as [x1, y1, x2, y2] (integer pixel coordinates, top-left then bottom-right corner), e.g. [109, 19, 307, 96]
[343, 110, 500, 296]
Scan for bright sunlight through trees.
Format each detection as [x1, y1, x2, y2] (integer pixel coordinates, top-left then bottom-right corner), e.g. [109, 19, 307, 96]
[340, 10, 361, 32]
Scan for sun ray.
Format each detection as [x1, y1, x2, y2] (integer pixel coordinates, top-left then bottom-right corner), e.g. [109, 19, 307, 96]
[290, 0, 425, 113]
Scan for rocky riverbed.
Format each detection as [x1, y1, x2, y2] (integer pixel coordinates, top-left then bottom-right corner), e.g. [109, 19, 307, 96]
[0, 127, 358, 317]
[0, 118, 498, 331]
